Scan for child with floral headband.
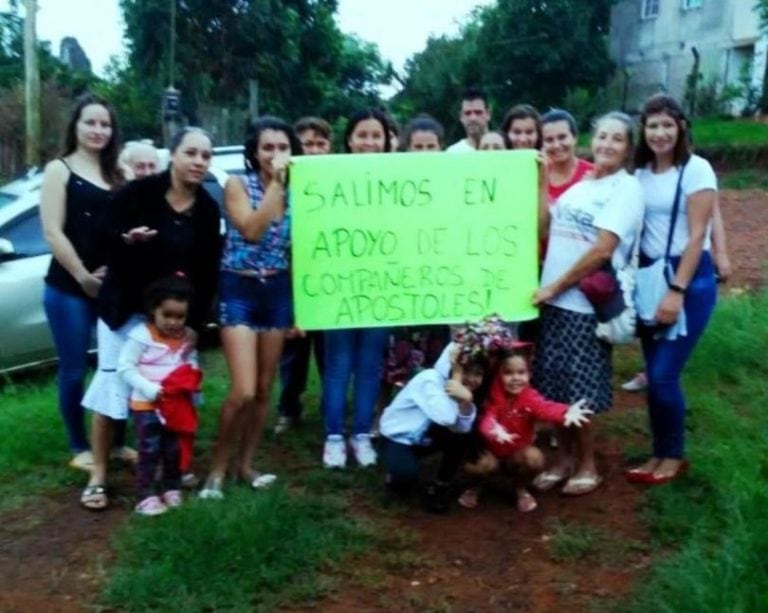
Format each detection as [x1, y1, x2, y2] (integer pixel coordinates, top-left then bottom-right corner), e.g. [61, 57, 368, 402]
[378, 316, 514, 513]
[460, 344, 592, 512]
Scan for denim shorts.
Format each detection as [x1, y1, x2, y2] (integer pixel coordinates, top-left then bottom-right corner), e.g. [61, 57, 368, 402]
[217, 270, 293, 330]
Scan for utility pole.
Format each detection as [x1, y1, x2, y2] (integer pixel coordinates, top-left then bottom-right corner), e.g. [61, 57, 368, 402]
[163, 0, 180, 146]
[23, 0, 40, 167]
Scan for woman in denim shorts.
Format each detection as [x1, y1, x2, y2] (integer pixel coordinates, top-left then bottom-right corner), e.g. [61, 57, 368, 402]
[200, 117, 302, 498]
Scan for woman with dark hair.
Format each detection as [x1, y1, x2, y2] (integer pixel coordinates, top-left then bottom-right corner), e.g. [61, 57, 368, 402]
[541, 109, 593, 202]
[321, 108, 391, 469]
[625, 95, 718, 485]
[80, 126, 221, 510]
[531, 112, 644, 496]
[400, 115, 444, 151]
[40, 93, 130, 474]
[199, 116, 301, 498]
[501, 104, 542, 150]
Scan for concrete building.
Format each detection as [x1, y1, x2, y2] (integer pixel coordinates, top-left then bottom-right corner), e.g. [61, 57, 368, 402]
[610, 0, 767, 113]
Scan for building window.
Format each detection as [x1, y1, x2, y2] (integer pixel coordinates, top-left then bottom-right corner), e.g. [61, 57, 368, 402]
[641, 0, 660, 19]
[682, 0, 702, 9]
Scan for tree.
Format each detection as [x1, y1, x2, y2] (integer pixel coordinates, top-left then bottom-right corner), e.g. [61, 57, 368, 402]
[754, 0, 768, 112]
[393, 0, 615, 140]
[118, 0, 392, 137]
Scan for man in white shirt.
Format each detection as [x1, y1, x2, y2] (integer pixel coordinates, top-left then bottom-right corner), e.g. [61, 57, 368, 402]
[447, 87, 491, 152]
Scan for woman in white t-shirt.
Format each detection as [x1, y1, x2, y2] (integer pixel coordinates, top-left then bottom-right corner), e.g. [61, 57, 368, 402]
[531, 111, 644, 496]
[625, 95, 718, 486]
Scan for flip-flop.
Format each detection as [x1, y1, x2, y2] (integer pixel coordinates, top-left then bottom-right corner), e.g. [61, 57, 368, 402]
[458, 487, 480, 509]
[532, 469, 570, 492]
[561, 474, 603, 496]
[80, 484, 108, 511]
[69, 450, 94, 472]
[516, 491, 538, 513]
[250, 473, 277, 489]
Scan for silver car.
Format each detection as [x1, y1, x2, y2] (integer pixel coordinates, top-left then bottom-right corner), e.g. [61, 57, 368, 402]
[0, 191, 52, 371]
[0, 148, 242, 372]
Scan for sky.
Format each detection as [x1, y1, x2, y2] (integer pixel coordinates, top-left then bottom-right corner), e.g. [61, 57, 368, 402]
[3, 0, 494, 88]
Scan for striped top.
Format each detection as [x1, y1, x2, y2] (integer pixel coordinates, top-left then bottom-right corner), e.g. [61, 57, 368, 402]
[220, 172, 291, 274]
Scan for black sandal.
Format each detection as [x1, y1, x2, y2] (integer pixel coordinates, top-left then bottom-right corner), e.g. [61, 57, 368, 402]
[80, 484, 108, 511]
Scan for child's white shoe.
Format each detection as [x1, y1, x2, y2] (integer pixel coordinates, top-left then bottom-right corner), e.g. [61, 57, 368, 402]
[135, 495, 168, 516]
[350, 434, 377, 467]
[323, 435, 347, 468]
[162, 490, 183, 508]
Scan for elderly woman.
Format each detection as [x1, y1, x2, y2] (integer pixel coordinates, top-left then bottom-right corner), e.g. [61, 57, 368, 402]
[531, 111, 645, 496]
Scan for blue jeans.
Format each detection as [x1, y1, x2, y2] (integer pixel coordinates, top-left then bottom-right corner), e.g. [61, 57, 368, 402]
[43, 284, 96, 452]
[322, 328, 389, 436]
[640, 252, 717, 459]
[278, 332, 324, 418]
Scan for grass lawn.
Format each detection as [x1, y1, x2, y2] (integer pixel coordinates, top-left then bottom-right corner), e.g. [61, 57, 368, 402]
[2, 292, 768, 610]
[691, 117, 768, 149]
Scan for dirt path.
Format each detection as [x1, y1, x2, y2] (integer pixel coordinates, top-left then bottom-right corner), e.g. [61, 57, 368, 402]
[0, 188, 765, 613]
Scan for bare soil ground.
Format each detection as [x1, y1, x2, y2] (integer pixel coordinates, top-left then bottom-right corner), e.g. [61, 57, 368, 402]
[0, 188, 765, 613]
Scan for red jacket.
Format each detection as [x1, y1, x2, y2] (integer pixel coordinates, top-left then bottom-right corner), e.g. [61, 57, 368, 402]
[479, 376, 568, 457]
[157, 364, 202, 434]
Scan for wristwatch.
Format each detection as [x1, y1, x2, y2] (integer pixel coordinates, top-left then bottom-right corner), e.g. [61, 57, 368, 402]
[668, 282, 686, 294]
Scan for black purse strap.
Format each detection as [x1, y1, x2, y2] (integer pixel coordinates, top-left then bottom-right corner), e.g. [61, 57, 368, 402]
[664, 159, 688, 263]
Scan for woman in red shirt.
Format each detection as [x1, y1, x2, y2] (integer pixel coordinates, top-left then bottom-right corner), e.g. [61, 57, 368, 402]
[541, 109, 593, 202]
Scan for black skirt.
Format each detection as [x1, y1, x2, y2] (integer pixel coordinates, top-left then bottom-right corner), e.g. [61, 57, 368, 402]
[532, 304, 613, 413]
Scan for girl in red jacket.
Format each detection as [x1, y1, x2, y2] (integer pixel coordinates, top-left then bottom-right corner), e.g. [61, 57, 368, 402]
[461, 346, 592, 512]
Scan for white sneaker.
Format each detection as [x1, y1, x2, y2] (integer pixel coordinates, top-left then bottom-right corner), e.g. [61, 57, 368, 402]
[135, 495, 168, 516]
[350, 434, 377, 468]
[621, 372, 648, 392]
[323, 435, 347, 468]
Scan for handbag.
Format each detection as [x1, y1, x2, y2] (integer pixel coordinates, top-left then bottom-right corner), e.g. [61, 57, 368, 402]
[634, 161, 688, 326]
[577, 176, 639, 345]
[595, 246, 638, 344]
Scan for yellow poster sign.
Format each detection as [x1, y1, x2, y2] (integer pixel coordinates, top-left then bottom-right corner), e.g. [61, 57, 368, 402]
[290, 150, 539, 329]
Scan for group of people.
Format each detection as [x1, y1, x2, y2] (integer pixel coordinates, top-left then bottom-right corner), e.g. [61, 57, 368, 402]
[40, 86, 725, 516]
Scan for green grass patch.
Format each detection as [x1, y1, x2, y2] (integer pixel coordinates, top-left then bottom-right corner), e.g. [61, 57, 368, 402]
[719, 169, 768, 190]
[546, 519, 600, 561]
[0, 375, 88, 513]
[621, 293, 768, 612]
[691, 118, 768, 149]
[104, 486, 374, 611]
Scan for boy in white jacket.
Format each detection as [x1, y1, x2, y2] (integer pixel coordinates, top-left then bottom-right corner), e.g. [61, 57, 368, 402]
[379, 343, 486, 512]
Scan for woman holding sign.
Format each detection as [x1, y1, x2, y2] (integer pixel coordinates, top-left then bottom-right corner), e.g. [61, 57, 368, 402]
[321, 109, 392, 469]
[199, 117, 302, 499]
[531, 112, 644, 496]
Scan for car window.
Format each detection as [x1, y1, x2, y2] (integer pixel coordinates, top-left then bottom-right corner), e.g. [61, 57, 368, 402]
[0, 209, 48, 258]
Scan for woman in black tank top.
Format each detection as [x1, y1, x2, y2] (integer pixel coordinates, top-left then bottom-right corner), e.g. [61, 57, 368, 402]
[40, 94, 129, 499]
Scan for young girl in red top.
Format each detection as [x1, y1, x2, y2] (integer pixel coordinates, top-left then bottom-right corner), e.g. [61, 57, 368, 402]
[461, 346, 592, 511]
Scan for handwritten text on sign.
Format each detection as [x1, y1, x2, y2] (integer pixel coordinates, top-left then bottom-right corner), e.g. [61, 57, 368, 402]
[290, 150, 539, 329]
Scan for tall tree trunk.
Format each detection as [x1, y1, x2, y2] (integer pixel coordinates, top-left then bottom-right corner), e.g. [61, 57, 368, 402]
[24, 0, 40, 167]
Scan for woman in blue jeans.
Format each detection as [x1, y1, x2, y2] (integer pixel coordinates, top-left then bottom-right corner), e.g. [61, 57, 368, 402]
[321, 109, 392, 469]
[626, 94, 718, 485]
[40, 94, 132, 476]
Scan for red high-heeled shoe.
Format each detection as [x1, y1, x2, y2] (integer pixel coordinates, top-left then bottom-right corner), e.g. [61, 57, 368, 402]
[644, 459, 689, 485]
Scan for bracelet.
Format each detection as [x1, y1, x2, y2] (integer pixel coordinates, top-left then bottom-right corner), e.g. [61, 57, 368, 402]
[668, 282, 686, 294]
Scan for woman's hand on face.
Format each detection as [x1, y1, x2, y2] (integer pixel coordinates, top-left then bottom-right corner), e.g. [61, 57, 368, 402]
[533, 284, 557, 306]
[272, 153, 290, 186]
[655, 290, 684, 325]
[121, 226, 158, 245]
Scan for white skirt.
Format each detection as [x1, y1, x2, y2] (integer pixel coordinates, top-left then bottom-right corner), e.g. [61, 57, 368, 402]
[82, 316, 144, 420]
